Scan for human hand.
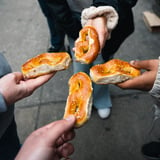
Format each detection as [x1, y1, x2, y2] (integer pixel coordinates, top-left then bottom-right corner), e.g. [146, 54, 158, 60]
[86, 16, 108, 49]
[0, 72, 55, 105]
[15, 116, 76, 160]
[116, 59, 159, 91]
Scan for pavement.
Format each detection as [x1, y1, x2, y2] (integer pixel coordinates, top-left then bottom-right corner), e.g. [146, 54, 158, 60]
[0, 0, 160, 160]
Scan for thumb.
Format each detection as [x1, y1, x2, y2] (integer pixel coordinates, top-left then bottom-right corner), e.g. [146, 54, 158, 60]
[45, 116, 76, 143]
[130, 60, 152, 70]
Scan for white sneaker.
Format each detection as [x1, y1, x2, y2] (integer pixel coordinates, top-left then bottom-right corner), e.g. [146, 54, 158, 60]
[98, 108, 111, 119]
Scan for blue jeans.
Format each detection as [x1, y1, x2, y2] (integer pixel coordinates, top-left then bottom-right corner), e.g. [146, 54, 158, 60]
[68, 38, 112, 109]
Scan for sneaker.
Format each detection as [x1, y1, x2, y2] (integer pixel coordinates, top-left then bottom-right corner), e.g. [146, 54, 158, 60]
[97, 108, 111, 119]
[141, 141, 160, 160]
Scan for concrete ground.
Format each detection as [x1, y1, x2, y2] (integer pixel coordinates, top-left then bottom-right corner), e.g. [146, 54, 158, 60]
[0, 0, 160, 159]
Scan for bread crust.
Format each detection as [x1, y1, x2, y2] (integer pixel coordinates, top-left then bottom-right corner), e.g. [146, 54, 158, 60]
[21, 52, 71, 79]
[75, 26, 100, 64]
[64, 72, 93, 128]
[90, 59, 141, 84]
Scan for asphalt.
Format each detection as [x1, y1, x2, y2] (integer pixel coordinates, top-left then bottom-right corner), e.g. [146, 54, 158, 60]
[0, 0, 160, 160]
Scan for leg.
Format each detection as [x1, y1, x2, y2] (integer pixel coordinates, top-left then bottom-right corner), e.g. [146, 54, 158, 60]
[37, 0, 65, 51]
[92, 55, 112, 118]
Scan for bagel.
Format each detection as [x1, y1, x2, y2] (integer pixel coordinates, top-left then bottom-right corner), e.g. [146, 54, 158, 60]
[75, 26, 100, 64]
[90, 59, 141, 84]
[21, 52, 71, 79]
[63, 72, 93, 128]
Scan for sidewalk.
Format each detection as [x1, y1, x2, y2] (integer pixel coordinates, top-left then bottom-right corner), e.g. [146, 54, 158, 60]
[0, 0, 160, 159]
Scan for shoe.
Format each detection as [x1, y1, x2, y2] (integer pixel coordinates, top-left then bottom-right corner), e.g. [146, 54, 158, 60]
[141, 141, 160, 160]
[97, 108, 111, 119]
[47, 46, 61, 52]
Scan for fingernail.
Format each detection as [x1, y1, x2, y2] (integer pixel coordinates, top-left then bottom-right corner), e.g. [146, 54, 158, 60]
[130, 60, 135, 65]
[65, 115, 75, 121]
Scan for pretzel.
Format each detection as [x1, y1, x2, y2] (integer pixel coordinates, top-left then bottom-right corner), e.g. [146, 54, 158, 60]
[75, 26, 100, 64]
[90, 59, 141, 84]
[63, 72, 93, 128]
[21, 52, 71, 79]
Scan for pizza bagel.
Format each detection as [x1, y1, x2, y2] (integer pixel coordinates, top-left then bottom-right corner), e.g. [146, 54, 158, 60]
[63, 72, 93, 128]
[90, 59, 141, 84]
[75, 26, 100, 64]
[21, 52, 71, 79]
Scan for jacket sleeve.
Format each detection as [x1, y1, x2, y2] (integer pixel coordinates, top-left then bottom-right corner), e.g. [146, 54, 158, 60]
[92, 0, 137, 10]
[0, 93, 7, 112]
[46, 0, 82, 39]
[92, 0, 118, 11]
[149, 57, 160, 103]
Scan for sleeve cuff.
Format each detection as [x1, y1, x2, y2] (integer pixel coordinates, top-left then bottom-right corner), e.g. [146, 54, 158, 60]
[0, 93, 7, 112]
[149, 57, 160, 101]
[81, 6, 119, 39]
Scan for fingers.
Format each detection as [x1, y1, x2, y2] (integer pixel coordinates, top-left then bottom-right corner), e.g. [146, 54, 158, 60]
[55, 129, 75, 147]
[117, 71, 155, 91]
[12, 72, 24, 82]
[57, 142, 74, 158]
[1, 72, 24, 84]
[24, 72, 56, 92]
[130, 59, 158, 70]
[117, 77, 146, 90]
[43, 116, 76, 144]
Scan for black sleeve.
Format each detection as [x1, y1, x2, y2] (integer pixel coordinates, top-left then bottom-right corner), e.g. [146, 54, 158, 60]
[92, 0, 138, 61]
[92, 0, 119, 11]
[92, 0, 137, 12]
[119, 0, 138, 8]
[46, 0, 82, 39]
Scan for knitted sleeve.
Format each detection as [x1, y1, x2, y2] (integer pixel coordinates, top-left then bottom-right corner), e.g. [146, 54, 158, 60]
[81, 6, 119, 39]
[149, 57, 160, 102]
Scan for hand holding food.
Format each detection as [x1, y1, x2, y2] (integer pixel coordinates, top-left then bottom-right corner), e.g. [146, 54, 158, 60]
[90, 59, 141, 84]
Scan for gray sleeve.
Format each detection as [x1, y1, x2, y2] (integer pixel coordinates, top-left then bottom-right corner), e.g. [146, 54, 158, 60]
[0, 93, 7, 112]
[149, 57, 160, 102]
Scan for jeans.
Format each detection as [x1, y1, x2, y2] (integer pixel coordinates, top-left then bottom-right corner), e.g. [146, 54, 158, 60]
[68, 37, 112, 109]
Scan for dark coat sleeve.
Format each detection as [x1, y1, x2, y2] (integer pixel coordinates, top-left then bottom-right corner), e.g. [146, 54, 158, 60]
[99, 0, 138, 61]
[92, 0, 118, 10]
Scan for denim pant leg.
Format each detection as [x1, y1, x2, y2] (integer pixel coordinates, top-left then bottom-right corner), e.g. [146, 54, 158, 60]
[68, 37, 112, 109]
[92, 55, 112, 109]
